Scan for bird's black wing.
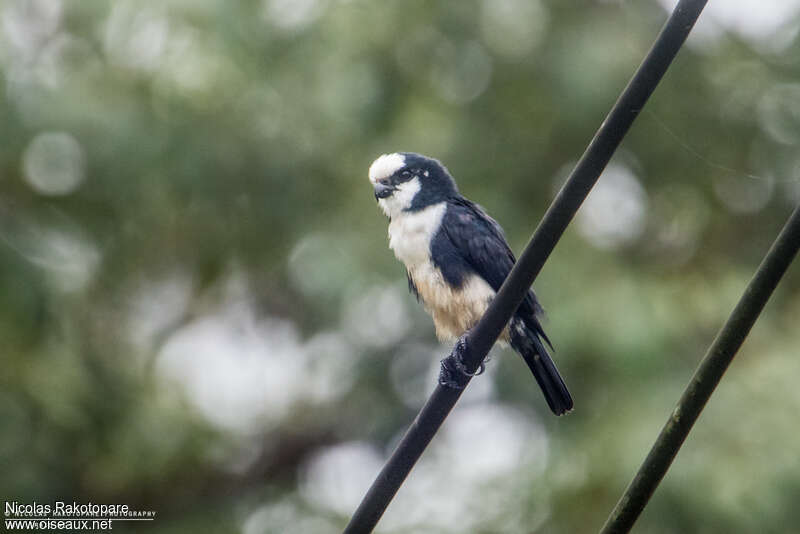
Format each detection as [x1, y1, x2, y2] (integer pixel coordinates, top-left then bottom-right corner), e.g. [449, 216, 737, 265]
[433, 197, 549, 343]
[435, 197, 570, 414]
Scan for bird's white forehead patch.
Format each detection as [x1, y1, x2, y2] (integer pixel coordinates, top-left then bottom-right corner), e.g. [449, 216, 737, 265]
[369, 153, 406, 184]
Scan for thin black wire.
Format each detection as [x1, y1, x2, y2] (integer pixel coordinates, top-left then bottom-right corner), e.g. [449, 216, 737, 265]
[343, 1, 708, 532]
[599, 203, 800, 534]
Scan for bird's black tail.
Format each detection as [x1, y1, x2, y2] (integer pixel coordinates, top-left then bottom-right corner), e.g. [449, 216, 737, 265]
[509, 321, 573, 416]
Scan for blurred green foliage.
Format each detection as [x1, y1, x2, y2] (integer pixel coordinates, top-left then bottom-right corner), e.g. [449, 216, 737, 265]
[1, 0, 799, 532]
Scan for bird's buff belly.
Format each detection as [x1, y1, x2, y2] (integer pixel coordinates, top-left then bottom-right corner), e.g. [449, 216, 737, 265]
[408, 262, 500, 342]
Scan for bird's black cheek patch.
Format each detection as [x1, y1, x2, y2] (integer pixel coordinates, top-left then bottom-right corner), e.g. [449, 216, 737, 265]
[407, 186, 444, 212]
[430, 229, 469, 288]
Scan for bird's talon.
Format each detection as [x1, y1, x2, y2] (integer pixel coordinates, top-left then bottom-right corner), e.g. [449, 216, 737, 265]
[438, 334, 485, 389]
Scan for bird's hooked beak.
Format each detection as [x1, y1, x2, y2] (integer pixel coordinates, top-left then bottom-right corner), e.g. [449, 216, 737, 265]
[373, 182, 395, 200]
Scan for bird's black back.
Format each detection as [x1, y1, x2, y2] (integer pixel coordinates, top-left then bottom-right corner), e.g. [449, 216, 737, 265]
[430, 196, 551, 345]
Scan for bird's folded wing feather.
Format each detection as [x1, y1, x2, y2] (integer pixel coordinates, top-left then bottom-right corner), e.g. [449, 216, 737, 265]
[441, 198, 550, 343]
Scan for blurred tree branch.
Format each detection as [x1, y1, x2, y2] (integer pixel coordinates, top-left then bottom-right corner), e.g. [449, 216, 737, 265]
[600, 202, 800, 534]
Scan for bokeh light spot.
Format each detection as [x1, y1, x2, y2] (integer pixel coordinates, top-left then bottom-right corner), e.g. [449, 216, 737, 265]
[431, 40, 492, 105]
[262, 0, 325, 32]
[299, 441, 384, 516]
[480, 0, 548, 59]
[575, 163, 648, 249]
[22, 132, 86, 196]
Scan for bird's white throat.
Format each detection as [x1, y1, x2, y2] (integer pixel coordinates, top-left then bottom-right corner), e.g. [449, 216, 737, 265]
[378, 176, 421, 219]
[387, 200, 446, 268]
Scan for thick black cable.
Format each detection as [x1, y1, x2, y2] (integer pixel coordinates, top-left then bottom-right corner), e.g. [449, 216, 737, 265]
[343, 1, 707, 532]
[599, 203, 800, 534]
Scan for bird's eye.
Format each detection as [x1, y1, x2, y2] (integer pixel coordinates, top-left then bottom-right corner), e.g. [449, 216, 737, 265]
[401, 170, 412, 177]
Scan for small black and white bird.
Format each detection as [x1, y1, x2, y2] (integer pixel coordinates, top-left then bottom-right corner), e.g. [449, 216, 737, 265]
[369, 152, 572, 415]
